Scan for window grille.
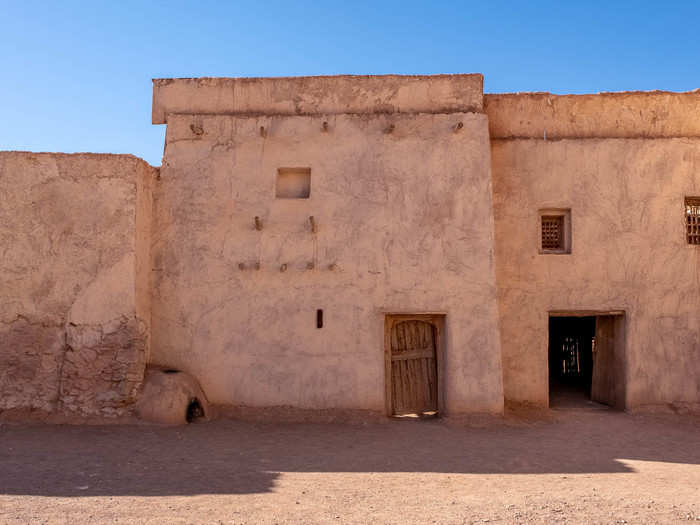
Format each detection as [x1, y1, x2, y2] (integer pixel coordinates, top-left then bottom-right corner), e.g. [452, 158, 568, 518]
[541, 215, 564, 251]
[686, 197, 700, 245]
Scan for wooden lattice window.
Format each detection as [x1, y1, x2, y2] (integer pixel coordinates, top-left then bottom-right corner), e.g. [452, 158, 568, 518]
[686, 197, 700, 245]
[539, 209, 571, 254]
[541, 216, 564, 250]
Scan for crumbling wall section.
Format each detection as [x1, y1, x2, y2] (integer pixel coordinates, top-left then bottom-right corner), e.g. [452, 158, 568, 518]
[0, 152, 155, 419]
[0, 317, 65, 412]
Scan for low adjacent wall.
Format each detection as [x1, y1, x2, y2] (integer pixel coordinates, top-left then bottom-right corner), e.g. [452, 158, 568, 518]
[0, 152, 155, 418]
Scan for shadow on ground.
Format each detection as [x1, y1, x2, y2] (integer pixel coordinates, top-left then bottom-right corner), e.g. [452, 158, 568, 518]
[0, 410, 698, 497]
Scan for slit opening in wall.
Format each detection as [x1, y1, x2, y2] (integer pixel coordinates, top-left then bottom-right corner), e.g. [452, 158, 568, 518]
[276, 168, 311, 199]
[316, 309, 323, 328]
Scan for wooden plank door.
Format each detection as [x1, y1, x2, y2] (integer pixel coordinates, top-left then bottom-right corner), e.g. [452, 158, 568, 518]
[591, 316, 616, 406]
[389, 320, 438, 415]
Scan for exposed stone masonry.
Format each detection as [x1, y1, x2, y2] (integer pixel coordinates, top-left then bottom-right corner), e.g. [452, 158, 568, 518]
[0, 152, 154, 419]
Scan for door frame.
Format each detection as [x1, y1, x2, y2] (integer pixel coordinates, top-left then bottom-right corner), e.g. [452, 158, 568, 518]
[547, 310, 626, 409]
[383, 313, 446, 417]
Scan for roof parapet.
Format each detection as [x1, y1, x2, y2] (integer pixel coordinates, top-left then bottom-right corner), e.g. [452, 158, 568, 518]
[485, 91, 700, 139]
[152, 74, 483, 124]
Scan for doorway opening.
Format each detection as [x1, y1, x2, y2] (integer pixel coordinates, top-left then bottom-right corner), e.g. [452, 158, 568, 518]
[548, 316, 595, 407]
[384, 314, 444, 418]
[548, 313, 625, 409]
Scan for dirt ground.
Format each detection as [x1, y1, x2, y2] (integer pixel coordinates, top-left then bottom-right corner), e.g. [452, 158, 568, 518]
[0, 409, 698, 524]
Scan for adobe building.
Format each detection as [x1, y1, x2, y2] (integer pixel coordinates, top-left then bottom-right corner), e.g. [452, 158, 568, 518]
[1, 74, 699, 421]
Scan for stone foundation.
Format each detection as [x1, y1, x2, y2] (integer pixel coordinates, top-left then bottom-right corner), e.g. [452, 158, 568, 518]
[0, 317, 64, 413]
[59, 316, 147, 417]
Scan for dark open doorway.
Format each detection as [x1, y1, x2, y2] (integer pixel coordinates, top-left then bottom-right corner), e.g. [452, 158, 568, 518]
[548, 316, 596, 408]
[548, 313, 626, 410]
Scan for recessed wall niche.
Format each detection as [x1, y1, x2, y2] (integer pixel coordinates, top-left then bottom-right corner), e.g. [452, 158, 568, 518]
[276, 167, 311, 199]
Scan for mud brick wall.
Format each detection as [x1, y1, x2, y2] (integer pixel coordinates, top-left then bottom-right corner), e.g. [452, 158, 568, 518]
[490, 137, 700, 411]
[0, 152, 154, 418]
[150, 75, 504, 415]
[486, 92, 700, 411]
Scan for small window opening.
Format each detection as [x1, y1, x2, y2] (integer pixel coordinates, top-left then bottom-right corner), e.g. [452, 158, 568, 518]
[162, 369, 179, 374]
[539, 209, 571, 254]
[186, 397, 205, 423]
[542, 216, 564, 250]
[317, 309, 323, 328]
[276, 168, 311, 199]
[685, 197, 700, 245]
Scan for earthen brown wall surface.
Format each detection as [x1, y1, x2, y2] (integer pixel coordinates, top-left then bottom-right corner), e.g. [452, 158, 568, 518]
[491, 138, 700, 411]
[150, 110, 504, 414]
[485, 91, 700, 139]
[4, 76, 700, 421]
[0, 152, 156, 418]
[152, 74, 483, 123]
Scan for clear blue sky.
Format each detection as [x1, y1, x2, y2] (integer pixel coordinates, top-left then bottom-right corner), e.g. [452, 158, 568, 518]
[2, 1, 699, 166]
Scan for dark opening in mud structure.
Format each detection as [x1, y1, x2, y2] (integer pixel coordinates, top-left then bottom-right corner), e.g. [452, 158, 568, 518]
[548, 316, 595, 407]
[162, 369, 179, 374]
[186, 397, 205, 423]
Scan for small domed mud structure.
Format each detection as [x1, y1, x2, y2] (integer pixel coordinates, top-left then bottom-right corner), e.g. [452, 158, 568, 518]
[135, 367, 212, 425]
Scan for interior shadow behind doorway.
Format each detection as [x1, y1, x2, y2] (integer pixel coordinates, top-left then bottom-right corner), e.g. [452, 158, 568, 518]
[548, 316, 596, 408]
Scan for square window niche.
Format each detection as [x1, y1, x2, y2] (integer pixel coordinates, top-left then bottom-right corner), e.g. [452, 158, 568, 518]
[276, 167, 311, 199]
[539, 208, 571, 254]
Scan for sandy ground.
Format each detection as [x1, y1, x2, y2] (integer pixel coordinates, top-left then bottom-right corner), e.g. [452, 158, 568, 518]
[0, 409, 698, 524]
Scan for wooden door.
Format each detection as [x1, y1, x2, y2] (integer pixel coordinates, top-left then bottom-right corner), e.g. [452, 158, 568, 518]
[389, 320, 438, 415]
[591, 316, 616, 406]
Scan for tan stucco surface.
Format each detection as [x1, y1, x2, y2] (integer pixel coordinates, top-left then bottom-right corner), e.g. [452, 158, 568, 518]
[0, 152, 156, 417]
[152, 74, 484, 124]
[485, 92, 700, 139]
[3, 75, 700, 420]
[151, 111, 504, 414]
[492, 138, 700, 410]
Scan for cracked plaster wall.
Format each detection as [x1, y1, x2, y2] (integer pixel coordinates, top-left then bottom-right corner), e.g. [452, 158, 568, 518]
[151, 111, 504, 414]
[0, 152, 155, 418]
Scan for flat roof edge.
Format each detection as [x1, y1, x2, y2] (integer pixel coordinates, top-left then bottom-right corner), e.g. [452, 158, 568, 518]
[152, 74, 484, 124]
[485, 90, 700, 139]
[153, 73, 483, 83]
[486, 89, 700, 97]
